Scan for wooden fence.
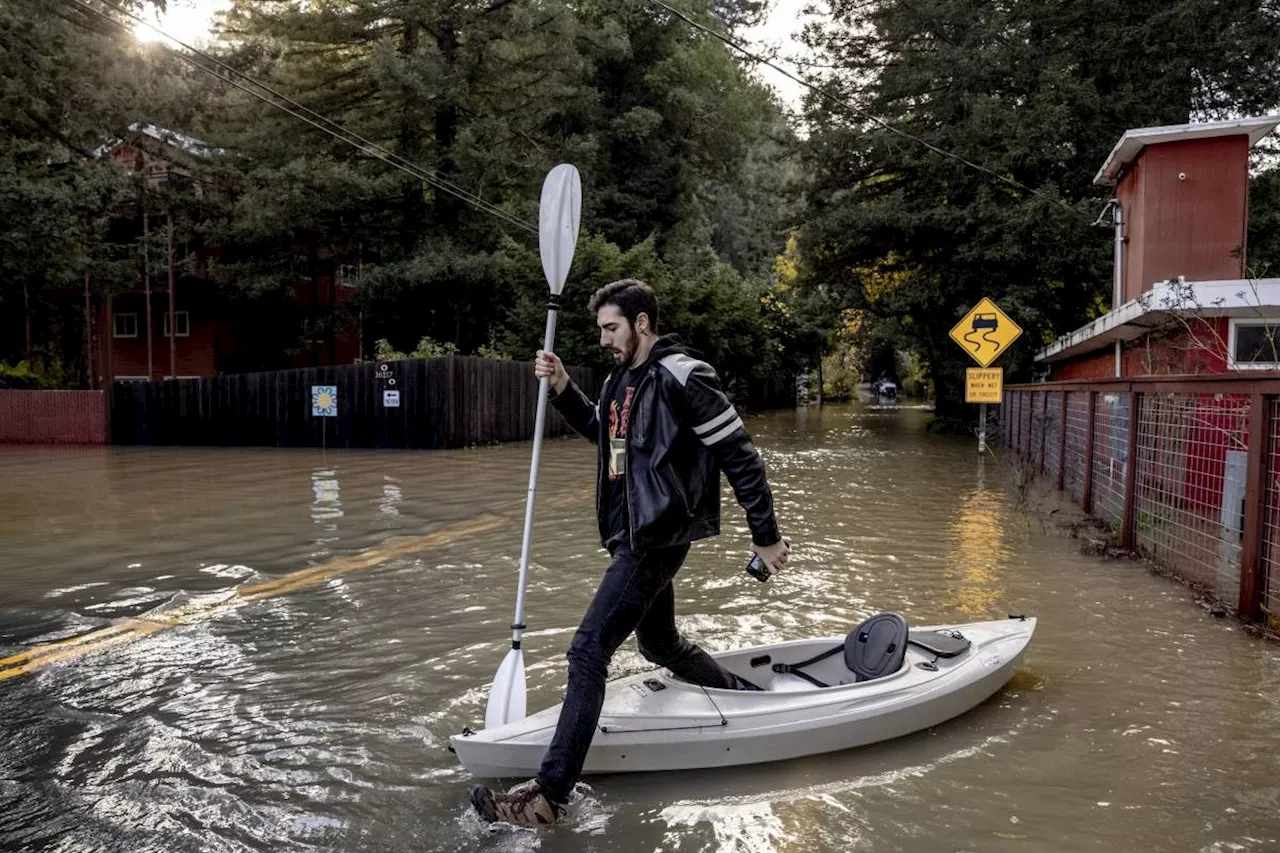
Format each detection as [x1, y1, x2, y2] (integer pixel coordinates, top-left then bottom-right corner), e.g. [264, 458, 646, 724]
[0, 390, 108, 444]
[110, 356, 599, 450]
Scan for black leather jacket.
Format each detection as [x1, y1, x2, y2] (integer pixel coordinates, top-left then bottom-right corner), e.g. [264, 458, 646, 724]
[550, 336, 781, 551]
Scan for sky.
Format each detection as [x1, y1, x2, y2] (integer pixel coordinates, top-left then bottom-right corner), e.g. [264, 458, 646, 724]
[133, 0, 229, 46]
[136, 0, 814, 109]
[740, 0, 813, 111]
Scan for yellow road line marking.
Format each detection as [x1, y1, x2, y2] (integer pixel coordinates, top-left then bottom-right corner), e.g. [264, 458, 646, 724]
[0, 513, 507, 684]
[0, 627, 153, 682]
[0, 624, 135, 668]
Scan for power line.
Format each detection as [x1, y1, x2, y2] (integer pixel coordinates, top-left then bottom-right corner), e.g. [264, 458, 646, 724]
[646, 0, 1090, 219]
[67, 0, 538, 235]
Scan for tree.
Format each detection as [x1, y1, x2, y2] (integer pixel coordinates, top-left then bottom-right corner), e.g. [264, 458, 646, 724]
[1249, 155, 1280, 277]
[204, 0, 802, 392]
[2, 0, 808, 398]
[797, 0, 1280, 430]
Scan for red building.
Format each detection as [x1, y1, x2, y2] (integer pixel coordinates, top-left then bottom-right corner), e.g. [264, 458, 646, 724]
[1037, 114, 1280, 378]
[90, 125, 361, 386]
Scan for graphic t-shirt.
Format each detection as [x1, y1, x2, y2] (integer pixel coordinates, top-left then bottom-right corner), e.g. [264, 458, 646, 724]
[604, 366, 640, 548]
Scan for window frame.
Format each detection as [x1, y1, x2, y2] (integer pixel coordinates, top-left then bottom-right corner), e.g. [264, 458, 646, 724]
[162, 310, 190, 337]
[112, 313, 138, 338]
[1227, 318, 1280, 370]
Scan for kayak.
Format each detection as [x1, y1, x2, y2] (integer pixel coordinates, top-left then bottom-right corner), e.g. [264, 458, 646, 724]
[450, 614, 1035, 779]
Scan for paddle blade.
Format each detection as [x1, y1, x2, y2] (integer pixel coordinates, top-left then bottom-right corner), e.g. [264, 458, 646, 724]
[539, 164, 581, 296]
[484, 647, 526, 730]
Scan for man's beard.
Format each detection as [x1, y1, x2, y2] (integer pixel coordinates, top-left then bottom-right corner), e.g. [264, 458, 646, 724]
[612, 327, 638, 364]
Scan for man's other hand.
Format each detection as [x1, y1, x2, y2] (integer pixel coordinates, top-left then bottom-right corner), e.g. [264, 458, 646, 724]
[752, 538, 791, 573]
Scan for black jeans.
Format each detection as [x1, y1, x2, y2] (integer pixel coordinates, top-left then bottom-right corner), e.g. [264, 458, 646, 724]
[535, 542, 738, 803]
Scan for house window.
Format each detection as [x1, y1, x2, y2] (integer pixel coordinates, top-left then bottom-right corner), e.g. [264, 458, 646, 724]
[113, 313, 138, 338]
[1228, 319, 1280, 370]
[338, 264, 360, 289]
[163, 311, 190, 337]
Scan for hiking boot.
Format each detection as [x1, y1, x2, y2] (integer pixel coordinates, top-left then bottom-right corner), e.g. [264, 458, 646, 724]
[469, 778, 564, 827]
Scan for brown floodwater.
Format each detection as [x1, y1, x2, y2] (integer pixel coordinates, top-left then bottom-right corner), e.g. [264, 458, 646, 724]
[1, 401, 1277, 852]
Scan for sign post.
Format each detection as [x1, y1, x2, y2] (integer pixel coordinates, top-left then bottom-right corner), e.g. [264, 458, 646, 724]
[949, 298, 1021, 454]
[311, 384, 337, 450]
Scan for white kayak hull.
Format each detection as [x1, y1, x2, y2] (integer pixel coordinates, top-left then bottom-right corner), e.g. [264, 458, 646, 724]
[451, 616, 1035, 779]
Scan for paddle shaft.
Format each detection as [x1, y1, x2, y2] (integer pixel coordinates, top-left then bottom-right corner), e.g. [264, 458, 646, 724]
[509, 300, 560, 648]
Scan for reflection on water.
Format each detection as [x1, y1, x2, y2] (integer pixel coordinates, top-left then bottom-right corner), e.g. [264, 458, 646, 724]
[0, 404, 1278, 853]
[310, 468, 343, 527]
[378, 479, 402, 521]
[947, 485, 1009, 619]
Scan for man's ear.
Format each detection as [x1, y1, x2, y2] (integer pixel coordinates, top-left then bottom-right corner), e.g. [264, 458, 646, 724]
[636, 312, 651, 335]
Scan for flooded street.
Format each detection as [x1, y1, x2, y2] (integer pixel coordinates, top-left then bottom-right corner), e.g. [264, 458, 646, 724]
[1, 402, 1278, 853]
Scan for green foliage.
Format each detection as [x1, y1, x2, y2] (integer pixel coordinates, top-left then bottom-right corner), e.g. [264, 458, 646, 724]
[0, 358, 68, 390]
[797, 0, 1280, 429]
[821, 367, 859, 403]
[1249, 159, 1280, 277]
[1, 0, 806, 396]
[372, 336, 459, 361]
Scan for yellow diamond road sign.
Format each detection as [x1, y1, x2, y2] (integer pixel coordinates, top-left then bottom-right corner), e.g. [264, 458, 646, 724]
[949, 297, 1022, 367]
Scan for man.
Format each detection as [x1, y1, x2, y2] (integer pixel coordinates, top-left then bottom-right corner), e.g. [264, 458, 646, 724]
[470, 278, 789, 827]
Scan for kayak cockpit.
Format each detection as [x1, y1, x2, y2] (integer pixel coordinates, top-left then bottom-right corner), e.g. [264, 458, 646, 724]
[666, 612, 974, 693]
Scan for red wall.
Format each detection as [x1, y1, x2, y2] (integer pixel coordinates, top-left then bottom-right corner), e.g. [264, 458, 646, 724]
[1048, 319, 1232, 380]
[103, 293, 230, 380]
[1117, 136, 1249, 299]
[0, 391, 108, 444]
[110, 321, 221, 379]
[1049, 348, 1116, 380]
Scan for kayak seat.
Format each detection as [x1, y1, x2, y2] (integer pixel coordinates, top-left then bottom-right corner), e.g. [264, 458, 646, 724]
[771, 612, 909, 688]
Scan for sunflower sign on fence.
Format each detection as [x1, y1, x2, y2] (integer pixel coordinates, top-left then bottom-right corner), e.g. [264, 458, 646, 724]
[311, 386, 337, 417]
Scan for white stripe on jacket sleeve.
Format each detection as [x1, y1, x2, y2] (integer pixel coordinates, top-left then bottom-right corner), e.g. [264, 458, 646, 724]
[694, 406, 738, 436]
[701, 415, 745, 446]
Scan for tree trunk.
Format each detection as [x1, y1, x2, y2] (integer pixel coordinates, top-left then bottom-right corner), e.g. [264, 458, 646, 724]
[83, 271, 94, 390]
[816, 355, 824, 406]
[398, 19, 427, 253]
[23, 282, 32, 360]
[106, 292, 115, 384]
[433, 20, 461, 227]
[167, 209, 176, 380]
[144, 206, 153, 380]
[433, 19, 464, 352]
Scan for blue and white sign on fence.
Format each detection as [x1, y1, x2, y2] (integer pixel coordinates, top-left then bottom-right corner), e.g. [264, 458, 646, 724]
[311, 385, 338, 417]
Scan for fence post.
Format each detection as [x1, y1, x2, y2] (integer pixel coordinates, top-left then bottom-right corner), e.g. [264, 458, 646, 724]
[1007, 394, 1014, 446]
[1038, 392, 1046, 473]
[1239, 393, 1269, 620]
[1011, 393, 1018, 452]
[1025, 390, 1034, 460]
[1082, 392, 1096, 513]
[1120, 392, 1141, 549]
[1058, 392, 1068, 491]
[1011, 393, 1019, 451]
[1006, 393, 1013, 446]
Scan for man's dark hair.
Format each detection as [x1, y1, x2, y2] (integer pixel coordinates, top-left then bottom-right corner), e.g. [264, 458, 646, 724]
[588, 278, 659, 332]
